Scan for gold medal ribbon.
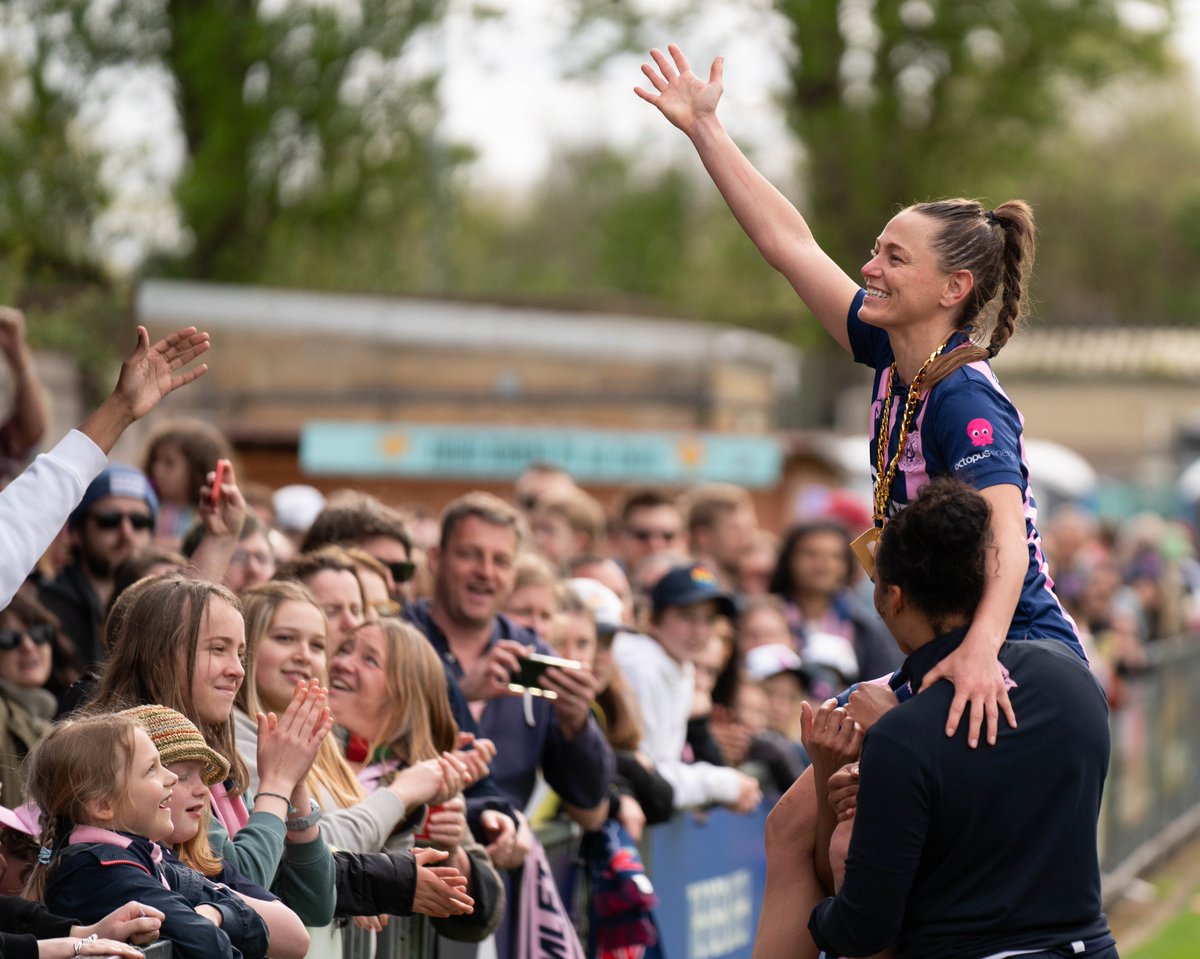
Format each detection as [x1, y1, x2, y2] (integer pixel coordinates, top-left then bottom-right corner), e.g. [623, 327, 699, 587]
[871, 337, 952, 525]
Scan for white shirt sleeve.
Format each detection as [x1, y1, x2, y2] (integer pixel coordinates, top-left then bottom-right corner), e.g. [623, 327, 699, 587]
[0, 430, 106, 608]
[614, 631, 744, 809]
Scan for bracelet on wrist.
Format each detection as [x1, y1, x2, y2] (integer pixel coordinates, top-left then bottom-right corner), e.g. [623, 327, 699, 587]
[256, 790, 293, 810]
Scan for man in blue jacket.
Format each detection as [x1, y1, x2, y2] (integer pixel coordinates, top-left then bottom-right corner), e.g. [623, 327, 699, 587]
[408, 492, 614, 825]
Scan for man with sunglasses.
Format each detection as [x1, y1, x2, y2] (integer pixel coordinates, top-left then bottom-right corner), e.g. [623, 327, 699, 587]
[39, 465, 158, 672]
[299, 495, 418, 605]
[610, 486, 685, 574]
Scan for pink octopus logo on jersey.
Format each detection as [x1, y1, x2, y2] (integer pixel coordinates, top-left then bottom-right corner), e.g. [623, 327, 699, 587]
[967, 418, 994, 447]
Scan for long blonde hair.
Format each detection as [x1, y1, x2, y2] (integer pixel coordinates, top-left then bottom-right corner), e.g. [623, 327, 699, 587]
[22, 714, 138, 900]
[363, 619, 458, 763]
[239, 581, 366, 809]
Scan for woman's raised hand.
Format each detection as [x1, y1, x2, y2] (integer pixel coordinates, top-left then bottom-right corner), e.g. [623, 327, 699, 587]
[635, 44, 724, 136]
[256, 679, 333, 798]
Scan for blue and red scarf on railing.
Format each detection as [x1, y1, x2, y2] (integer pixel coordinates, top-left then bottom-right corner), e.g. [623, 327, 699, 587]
[580, 818, 664, 959]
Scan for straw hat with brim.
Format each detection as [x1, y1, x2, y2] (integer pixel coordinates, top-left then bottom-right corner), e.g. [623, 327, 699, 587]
[120, 704, 231, 786]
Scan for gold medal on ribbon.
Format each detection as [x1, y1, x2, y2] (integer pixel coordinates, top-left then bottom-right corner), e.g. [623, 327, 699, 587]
[856, 336, 952, 579]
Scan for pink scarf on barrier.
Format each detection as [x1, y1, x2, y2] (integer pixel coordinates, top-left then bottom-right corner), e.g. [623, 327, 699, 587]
[517, 837, 586, 959]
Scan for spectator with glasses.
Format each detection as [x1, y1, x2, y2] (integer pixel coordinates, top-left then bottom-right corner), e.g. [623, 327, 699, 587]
[300, 495, 418, 606]
[611, 487, 685, 574]
[184, 512, 277, 596]
[38, 465, 157, 673]
[0, 594, 63, 806]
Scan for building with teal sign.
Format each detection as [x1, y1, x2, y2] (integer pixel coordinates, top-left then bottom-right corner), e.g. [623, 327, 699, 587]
[300, 422, 782, 488]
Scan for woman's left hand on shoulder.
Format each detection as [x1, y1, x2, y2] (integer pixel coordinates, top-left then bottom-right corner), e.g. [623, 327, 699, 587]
[919, 632, 1016, 748]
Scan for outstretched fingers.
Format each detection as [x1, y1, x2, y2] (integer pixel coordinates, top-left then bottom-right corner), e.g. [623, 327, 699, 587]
[650, 47, 678, 81]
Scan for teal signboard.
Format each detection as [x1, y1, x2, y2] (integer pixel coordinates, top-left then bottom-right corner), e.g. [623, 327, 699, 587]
[300, 421, 782, 487]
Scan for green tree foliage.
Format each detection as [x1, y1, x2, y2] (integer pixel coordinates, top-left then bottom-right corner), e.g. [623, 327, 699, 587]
[11, 0, 449, 282]
[775, 0, 1178, 272]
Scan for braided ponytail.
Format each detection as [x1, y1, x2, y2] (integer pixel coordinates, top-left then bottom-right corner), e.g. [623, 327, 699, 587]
[907, 198, 1037, 391]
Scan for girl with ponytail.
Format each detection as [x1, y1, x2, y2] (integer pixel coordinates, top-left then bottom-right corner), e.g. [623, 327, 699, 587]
[638, 43, 1087, 959]
[638, 46, 1082, 744]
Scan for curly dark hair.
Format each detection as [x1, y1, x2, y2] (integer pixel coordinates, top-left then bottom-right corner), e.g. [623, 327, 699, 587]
[875, 478, 991, 632]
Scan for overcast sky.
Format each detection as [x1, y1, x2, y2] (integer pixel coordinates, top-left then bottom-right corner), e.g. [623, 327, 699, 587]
[89, 0, 1199, 268]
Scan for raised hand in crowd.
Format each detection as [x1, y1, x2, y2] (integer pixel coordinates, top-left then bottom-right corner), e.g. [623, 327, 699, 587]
[539, 662, 599, 738]
[191, 458, 248, 583]
[387, 756, 448, 812]
[255, 678, 334, 829]
[457, 639, 528, 702]
[72, 901, 165, 948]
[411, 847, 475, 918]
[0, 305, 47, 458]
[423, 794, 470, 855]
[453, 732, 495, 783]
[728, 771, 763, 815]
[80, 326, 210, 455]
[845, 683, 900, 733]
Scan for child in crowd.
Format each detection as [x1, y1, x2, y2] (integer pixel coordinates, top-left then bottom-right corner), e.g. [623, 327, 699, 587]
[121, 704, 311, 959]
[142, 418, 234, 550]
[25, 713, 269, 959]
[569, 579, 675, 834]
[88, 574, 337, 927]
[504, 552, 561, 638]
[613, 563, 761, 814]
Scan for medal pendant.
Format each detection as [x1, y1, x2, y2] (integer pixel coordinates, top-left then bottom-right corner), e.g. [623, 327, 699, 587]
[851, 526, 881, 581]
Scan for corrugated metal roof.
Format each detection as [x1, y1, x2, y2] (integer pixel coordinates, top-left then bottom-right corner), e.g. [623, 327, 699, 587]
[995, 327, 1200, 381]
[137, 280, 801, 391]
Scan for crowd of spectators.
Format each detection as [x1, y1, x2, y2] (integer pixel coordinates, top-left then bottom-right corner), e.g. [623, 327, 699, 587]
[0, 310, 1194, 959]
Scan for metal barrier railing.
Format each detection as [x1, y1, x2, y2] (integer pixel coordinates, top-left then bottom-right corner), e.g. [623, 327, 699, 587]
[1099, 632, 1200, 903]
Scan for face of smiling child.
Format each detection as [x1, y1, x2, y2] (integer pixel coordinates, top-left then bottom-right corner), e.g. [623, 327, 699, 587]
[108, 728, 178, 842]
[163, 760, 209, 846]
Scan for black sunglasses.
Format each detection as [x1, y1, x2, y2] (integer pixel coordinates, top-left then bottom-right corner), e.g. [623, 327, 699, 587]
[91, 510, 154, 532]
[0, 623, 55, 652]
[629, 527, 679, 543]
[386, 561, 417, 584]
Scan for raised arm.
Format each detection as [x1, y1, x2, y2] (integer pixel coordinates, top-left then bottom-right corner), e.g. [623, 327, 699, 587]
[79, 325, 210, 455]
[636, 44, 859, 351]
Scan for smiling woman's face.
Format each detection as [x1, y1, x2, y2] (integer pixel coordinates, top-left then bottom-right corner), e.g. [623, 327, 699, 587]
[254, 600, 327, 714]
[187, 598, 246, 726]
[327, 625, 390, 742]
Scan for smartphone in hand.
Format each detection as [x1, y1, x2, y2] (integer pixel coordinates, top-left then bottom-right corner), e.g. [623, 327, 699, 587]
[210, 459, 226, 508]
[507, 652, 583, 700]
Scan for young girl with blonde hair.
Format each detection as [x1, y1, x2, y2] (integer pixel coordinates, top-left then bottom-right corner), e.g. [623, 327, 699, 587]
[24, 713, 267, 959]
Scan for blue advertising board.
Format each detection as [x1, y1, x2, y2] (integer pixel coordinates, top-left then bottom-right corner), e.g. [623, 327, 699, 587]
[299, 421, 782, 488]
[646, 807, 769, 959]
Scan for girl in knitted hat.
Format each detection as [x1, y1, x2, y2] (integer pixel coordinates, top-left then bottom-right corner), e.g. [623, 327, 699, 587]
[122, 704, 311, 959]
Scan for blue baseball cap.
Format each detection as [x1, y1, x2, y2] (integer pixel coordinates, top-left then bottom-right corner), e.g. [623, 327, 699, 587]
[68, 465, 159, 530]
[649, 562, 737, 618]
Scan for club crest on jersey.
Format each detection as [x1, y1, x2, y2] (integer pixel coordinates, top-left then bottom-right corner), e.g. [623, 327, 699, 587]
[899, 432, 925, 473]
